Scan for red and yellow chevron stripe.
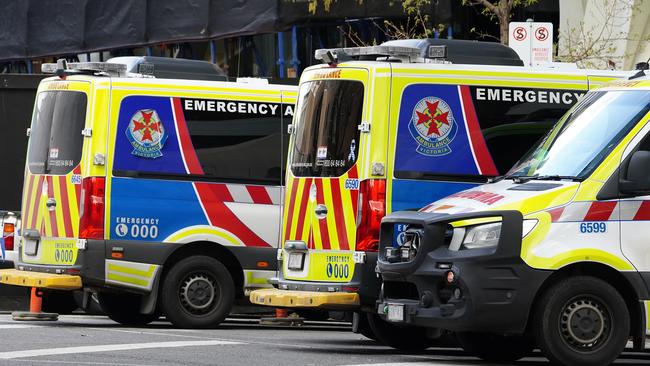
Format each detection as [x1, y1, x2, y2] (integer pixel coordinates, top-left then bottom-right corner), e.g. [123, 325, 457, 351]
[21, 166, 81, 238]
[283, 165, 359, 251]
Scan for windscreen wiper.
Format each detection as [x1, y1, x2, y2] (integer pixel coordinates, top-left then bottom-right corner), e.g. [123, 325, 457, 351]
[513, 175, 583, 183]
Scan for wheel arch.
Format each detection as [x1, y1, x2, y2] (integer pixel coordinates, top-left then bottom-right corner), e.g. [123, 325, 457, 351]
[161, 241, 245, 298]
[529, 261, 647, 349]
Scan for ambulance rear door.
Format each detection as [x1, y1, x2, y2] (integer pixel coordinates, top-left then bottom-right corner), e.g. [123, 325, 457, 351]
[282, 67, 370, 283]
[21, 78, 96, 267]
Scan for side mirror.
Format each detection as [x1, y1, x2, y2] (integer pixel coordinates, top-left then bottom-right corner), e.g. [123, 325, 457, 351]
[620, 150, 650, 195]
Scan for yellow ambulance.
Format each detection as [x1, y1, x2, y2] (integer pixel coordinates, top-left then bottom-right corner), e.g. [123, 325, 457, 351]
[250, 39, 630, 348]
[377, 77, 650, 365]
[0, 57, 296, 328]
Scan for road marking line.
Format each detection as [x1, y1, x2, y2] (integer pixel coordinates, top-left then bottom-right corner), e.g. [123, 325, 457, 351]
[12, 359, 156, 366]
[93, 328, 219, 340]
[0, 324, 38, 329]
[0, 340, 243, 359]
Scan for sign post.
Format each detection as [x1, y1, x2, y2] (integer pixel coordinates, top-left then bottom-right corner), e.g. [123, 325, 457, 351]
[508, 21, 553, 66]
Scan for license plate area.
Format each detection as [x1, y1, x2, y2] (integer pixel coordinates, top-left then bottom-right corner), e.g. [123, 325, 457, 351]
[387, 303, 404, 322]
[287, 252, 305, 270]
[24, 239, 39, 256]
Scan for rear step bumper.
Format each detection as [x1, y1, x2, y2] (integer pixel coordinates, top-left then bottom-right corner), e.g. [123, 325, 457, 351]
[250, 288, 360, 309]
[0, 269, 82, 290]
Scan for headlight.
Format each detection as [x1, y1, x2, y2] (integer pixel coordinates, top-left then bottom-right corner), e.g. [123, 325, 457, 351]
[462, 222, 501, 249]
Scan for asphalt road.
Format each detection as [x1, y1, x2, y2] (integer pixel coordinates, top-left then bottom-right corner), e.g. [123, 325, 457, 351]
[0, 314, 646, 366]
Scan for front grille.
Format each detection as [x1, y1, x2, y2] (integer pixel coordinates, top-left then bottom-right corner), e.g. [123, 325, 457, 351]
[384, 281, 419, 300]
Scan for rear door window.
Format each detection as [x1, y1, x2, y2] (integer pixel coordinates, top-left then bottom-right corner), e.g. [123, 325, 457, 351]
[290, 80, 363, 177]
[28, 91, 87, 175]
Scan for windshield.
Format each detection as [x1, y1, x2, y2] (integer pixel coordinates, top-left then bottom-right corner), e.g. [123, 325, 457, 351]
[290, 79, 363, 177]
[28, 91, 87, 175]
[507, 90, 650, 179]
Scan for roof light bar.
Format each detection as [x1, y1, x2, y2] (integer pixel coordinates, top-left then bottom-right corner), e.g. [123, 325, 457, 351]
[41, 59, 127, 76]
[315, 45, 422, 64]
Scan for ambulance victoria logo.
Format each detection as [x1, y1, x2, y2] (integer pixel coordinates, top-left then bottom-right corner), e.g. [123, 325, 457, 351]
[408, 96, 457, 156]
[126, 109, 168, 158]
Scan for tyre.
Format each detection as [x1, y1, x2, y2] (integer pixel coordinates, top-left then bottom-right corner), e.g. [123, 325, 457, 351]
[366, 313, 432, 351]
[534, 276, 630, 366]
[456, 332, 533, 362]
[73, 291, 105, 315]
[161, 255, 235, 329]
[352, 312, 377, 341]
[97, 292, 158, 326]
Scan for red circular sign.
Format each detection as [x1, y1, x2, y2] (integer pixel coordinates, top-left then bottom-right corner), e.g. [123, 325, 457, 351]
[513, 26, 527, 41]
[535, 27, 549, 41]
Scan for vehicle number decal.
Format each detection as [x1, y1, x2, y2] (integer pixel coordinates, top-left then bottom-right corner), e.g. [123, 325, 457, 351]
[344, 178, 359, 190]
[579, 222, 607, 233]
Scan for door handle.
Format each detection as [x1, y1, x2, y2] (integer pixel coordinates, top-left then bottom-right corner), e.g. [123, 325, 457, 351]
[46, 198, 56, 211]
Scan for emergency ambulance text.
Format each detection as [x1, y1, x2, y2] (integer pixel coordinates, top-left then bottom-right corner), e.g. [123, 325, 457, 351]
[183, 99, 293, 116]
[475, 87, 584, 105]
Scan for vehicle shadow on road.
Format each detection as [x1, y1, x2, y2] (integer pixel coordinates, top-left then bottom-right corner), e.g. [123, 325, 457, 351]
[287, 341, 650, 366]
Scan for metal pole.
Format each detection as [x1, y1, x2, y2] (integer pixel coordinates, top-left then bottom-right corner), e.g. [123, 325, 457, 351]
[291, 26, 300, 76]
[210, 40, 217, 64]
[277, 32, 285, 79]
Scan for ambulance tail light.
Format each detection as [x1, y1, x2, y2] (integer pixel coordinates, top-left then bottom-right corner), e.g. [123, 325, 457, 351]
[356, 179, 386, 252]
[79, 177, 105, 240]
[3, 223, 14, 251]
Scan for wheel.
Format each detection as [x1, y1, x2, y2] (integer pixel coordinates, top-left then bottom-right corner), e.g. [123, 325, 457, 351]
[352, 312, 377, 341]
[73, 291, 105, 315]
[161, 255, 235, 329]
[97, 292, 158, 326]
[41, 290, 78, 314]
[456, 332, 533, 362]
[534, 276, 630, 366]
[366, 313, 433, 350]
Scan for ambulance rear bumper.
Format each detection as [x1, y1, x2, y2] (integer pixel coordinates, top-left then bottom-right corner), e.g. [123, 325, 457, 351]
[254, 251, 381, 310]
[250, 288, 360, 309]
[0, 268, 82, 290]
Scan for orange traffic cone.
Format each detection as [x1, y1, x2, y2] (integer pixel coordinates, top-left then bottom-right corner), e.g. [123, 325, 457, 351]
[275, 308, 289, 318]
[12, 287, 58, 321]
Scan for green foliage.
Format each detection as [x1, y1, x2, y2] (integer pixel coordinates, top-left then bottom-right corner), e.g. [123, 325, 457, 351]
[384, 0, 435, 39]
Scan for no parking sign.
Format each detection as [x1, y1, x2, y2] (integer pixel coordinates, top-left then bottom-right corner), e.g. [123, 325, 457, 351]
[508, 21, 553, 66]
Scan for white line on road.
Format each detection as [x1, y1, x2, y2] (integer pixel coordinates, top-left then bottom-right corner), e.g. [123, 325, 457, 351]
[0, 324, 38, 329]
[0, 340, 243, 359]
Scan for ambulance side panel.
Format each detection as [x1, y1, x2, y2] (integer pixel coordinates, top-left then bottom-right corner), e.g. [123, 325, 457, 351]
[102, 82, 293, 292]
[387, 66, 590, 215]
